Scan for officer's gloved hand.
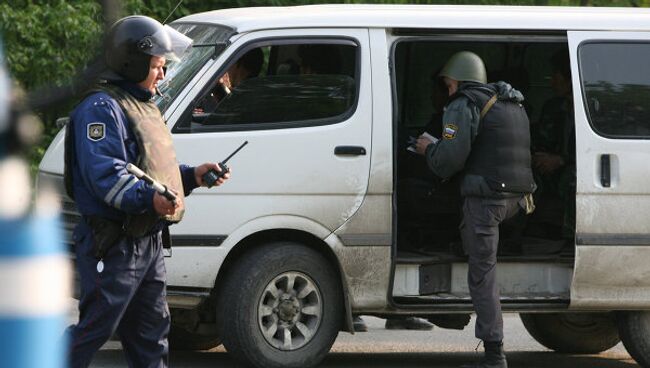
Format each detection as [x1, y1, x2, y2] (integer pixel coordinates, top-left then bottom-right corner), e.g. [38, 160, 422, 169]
[415, 134, 438, 155]
[153, 191, 178, 217]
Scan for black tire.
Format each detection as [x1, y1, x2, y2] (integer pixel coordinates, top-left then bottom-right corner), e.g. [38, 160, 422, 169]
[617, 311, 650, 367]
[520, 313, 620, 354]
[218, 242, 343, 368]
[169, 323, 221, 351]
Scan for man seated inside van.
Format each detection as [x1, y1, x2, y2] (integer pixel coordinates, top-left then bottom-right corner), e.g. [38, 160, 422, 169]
[298, 44, 342, 75]
[194, 48, 264, 113]
[530, 49, 576, 243]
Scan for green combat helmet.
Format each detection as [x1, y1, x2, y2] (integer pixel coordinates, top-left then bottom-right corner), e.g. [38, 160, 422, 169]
[439, 51, 487, 84]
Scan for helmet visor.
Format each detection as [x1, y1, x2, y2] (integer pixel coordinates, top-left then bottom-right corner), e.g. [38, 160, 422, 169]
[146, 25, 193, 62]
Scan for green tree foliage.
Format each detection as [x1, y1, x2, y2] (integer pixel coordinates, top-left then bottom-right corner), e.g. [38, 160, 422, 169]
[0, 1, 101, 91]
[0, 1, 103, 171]
[0, 0, 647, 171]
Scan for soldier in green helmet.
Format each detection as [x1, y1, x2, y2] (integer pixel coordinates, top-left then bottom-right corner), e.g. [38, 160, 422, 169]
[415, 51, 536, 368]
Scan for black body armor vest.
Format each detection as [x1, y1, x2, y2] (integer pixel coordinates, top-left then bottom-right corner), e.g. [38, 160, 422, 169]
[455, 85, 536, 194]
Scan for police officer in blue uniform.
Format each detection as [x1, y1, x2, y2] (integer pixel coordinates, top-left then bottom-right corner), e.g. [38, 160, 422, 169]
[416, 51, 536, 368]
[64, 15, 230, 368]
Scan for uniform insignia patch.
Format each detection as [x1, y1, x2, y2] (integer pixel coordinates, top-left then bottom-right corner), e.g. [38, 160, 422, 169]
[87, 122, 105, 141]
[443, 124, 458, 140]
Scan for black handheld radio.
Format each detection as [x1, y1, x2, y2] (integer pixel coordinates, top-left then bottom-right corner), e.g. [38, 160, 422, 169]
[202, 141, 248, 188]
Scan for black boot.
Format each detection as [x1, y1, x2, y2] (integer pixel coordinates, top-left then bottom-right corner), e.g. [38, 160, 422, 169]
[461, 341, 508, 368]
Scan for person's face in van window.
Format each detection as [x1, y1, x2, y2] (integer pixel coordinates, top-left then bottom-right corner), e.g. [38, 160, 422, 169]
[443, 77, 459, 96]
[550, 71, 571, 98]
[226, 63, 248, 88]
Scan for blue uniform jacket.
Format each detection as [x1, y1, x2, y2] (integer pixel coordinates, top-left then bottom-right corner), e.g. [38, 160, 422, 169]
[69, 81, 197, 223]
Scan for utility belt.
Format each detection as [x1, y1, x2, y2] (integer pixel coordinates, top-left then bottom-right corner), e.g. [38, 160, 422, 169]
[84, 215, 171, 260]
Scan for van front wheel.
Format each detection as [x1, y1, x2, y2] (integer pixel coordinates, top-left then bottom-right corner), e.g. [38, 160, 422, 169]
[218, 242, 343, 368]
[520, 313, 620, 354]
[617, 311, 650, 367]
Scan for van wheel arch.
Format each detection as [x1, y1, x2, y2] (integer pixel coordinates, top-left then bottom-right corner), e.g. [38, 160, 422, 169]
[212, 229, 352, 332]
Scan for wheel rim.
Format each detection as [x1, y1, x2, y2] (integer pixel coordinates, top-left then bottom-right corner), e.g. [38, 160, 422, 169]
[257, 271, 322, 351]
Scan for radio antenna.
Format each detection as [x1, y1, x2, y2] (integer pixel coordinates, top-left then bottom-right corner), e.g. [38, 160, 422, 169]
[162, 0, 184, 24]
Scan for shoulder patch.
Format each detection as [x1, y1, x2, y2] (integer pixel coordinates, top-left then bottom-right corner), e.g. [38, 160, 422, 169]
[443, 124, 458, 140]
[87, 122, 105, 141]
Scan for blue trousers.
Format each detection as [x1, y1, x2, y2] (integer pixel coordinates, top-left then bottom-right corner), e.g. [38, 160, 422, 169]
[67, 220, 169, 368]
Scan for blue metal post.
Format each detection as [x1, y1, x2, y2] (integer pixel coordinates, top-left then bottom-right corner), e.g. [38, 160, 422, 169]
[0, 37, 68, 368]
[0, 210, 68, 368]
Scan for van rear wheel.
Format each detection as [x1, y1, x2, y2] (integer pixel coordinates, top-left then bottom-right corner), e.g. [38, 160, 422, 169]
[218, 242, 343, 368]
[617, 311, 650, 367]
[520, 313, 620, 354]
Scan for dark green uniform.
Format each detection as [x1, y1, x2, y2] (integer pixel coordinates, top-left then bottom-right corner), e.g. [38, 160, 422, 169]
[531, 95, 576, 239]
[424, 81, 535, 343]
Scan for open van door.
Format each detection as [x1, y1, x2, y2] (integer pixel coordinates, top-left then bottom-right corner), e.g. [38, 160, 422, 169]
[569, 31, 650, 309]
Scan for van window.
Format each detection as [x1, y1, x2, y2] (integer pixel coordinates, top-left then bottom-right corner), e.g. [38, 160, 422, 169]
[174, 41, 358, 133]
[579, 42, 650, 138]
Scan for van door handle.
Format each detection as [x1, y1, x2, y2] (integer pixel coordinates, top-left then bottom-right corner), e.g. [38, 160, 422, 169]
[334, 146, 366, 156]
[601, 154, 611, 188]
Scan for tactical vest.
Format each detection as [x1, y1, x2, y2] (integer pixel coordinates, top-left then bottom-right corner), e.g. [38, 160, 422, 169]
[455, 85, 536, 194]
[64, 83, 185, 237]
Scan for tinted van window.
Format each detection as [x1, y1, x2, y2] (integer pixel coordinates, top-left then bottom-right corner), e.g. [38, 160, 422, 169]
[579, 42, 650, 138]
[175, 42, 358, 133]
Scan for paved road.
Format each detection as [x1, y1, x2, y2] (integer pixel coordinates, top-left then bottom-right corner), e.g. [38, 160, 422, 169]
[86, 315, 639, 367]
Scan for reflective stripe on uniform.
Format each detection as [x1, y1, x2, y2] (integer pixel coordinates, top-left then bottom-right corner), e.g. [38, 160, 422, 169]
[104, 174, 131, 206]
[113, 176, 139, 210]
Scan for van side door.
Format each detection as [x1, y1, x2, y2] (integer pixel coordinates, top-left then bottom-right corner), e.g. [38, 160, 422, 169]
[569, 31, 650, 309]
[164, 28, 373, 288]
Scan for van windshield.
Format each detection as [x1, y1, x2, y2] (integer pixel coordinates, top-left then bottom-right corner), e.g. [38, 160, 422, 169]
[154, 23, 235, 113]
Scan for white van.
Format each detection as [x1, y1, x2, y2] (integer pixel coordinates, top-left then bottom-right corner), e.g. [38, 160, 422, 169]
[38, 5, 650, 368]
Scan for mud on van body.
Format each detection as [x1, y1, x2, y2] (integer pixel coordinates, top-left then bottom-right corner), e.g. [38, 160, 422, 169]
[38, 5, 650, 368]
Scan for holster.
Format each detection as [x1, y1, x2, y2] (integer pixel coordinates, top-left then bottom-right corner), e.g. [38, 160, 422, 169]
[86, 215, 124, 260]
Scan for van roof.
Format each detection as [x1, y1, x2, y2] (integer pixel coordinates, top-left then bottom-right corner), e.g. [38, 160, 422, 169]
[177, 4, 650, 33]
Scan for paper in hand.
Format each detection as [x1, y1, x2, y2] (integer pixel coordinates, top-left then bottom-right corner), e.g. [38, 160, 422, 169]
[407, 132, 439, 153]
